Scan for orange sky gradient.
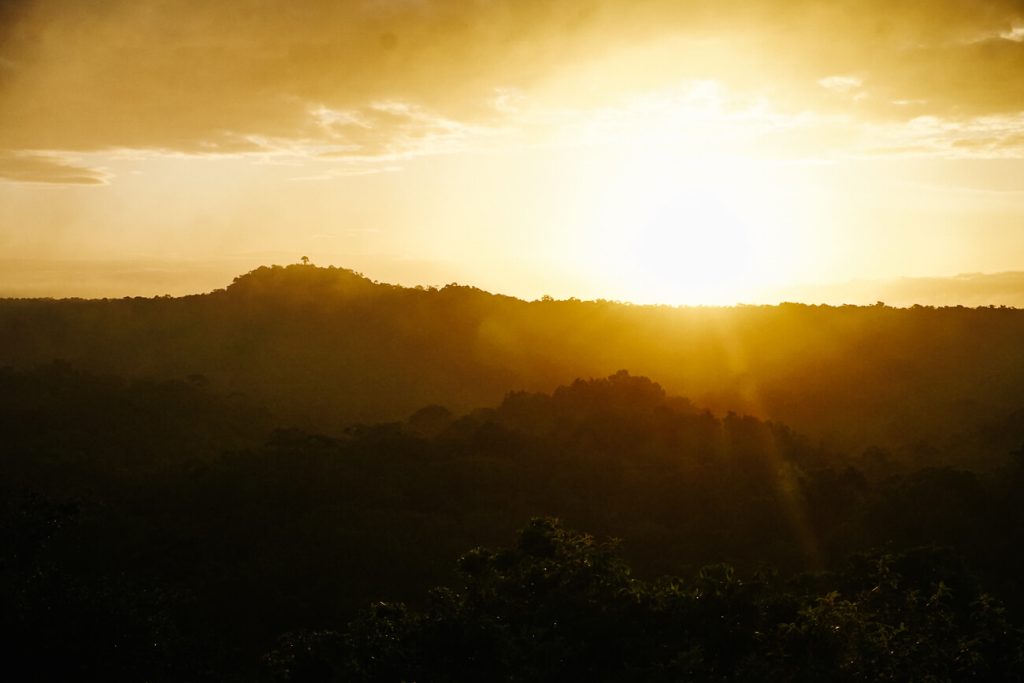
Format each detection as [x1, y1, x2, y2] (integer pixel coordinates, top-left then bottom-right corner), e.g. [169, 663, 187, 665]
[2, 0, 1024, 304]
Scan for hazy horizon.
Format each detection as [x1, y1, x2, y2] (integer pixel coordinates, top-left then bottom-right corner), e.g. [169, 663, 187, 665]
[3, 257, 1024, 309]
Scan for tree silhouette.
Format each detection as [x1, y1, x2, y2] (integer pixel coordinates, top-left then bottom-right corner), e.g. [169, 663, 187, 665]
[264, 520, 1024, 682]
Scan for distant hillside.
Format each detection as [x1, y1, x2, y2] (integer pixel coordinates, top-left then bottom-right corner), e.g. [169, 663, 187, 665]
[778, 271, 1024, 308]
[2, 263, 1024, 459]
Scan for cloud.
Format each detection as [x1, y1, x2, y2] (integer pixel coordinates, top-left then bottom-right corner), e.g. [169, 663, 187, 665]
[818, 75, 862, 93]
[0, 151, 108, 184]
[1, 0, 1024, 168]
[898, 113, 1024, 156]
[0, 0, 573, 156]
[1000, 25, 1024, 42]
[312, 101, 495, 158]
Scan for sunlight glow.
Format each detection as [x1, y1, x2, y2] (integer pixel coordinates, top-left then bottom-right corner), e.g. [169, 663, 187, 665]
[3, 2, 1024, 302]
[579, 150, 804, 305]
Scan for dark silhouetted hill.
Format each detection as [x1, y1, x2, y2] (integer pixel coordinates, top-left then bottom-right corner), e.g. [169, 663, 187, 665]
[2, 263, 1024, 462]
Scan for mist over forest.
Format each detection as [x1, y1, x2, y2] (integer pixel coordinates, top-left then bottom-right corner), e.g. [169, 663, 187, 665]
[3, 264, 1024, 680]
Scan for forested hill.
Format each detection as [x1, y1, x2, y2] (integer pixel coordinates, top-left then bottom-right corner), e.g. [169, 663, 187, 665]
[2, 263, 1024, 460]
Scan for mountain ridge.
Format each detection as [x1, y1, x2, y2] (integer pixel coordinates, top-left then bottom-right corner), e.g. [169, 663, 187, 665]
[2, 264, 1024, 461]
[5, 260, 1024, 308]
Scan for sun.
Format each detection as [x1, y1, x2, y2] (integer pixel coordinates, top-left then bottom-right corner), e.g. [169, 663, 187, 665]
[576, 149, 804, 305]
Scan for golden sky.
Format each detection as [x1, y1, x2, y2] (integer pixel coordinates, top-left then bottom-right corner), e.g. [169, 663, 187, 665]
[2, 0, 1024, 302]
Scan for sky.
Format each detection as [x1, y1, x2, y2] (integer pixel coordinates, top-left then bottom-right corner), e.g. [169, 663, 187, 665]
[2, 0, 1024, 303]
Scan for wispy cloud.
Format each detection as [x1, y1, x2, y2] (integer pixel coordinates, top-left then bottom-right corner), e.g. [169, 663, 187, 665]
[1000, 26, 1024, 42]
[0, 152, 109, 185]
[864, 113, 1024, 158]
[818, 75, 863, 93]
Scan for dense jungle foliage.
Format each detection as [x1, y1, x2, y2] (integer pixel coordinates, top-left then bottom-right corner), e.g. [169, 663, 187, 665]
[2, 265, 1024, 680]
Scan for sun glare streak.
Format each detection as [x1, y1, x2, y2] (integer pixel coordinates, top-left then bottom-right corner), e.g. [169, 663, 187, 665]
[708, 312, 822, 569]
